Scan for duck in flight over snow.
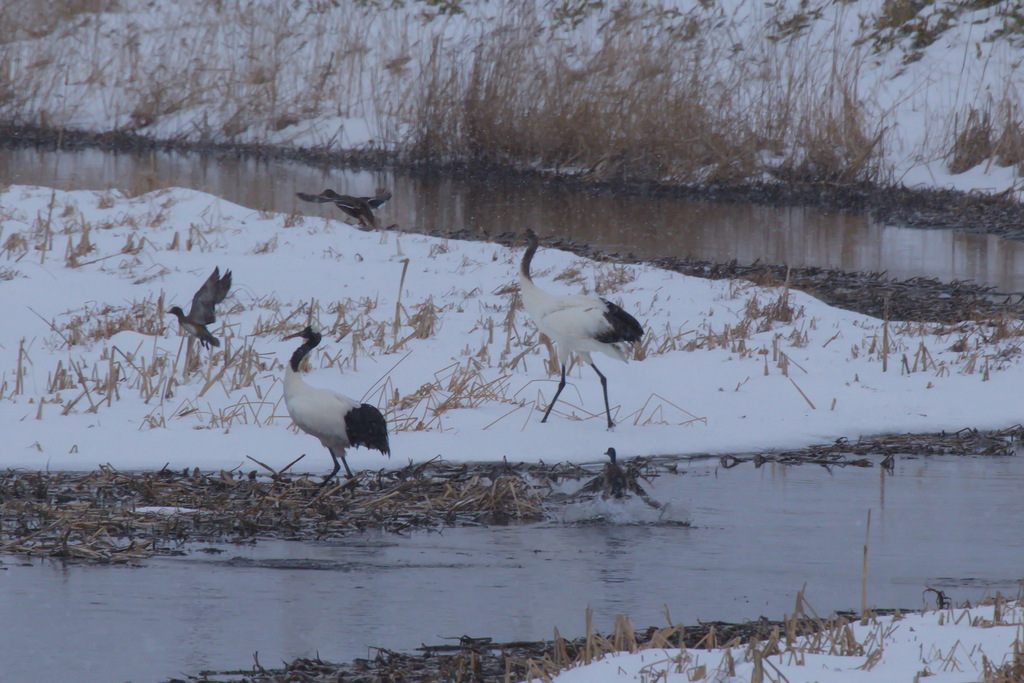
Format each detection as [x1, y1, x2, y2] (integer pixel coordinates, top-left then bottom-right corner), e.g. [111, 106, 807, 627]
[167, 267, 232, 349]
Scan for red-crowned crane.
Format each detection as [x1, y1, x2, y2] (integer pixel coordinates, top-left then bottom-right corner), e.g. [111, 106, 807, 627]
[167, 267, 232, 348]
[282, 325, 390, 487]
[296, 188, 392, 230]
[519, 230, 644, 429]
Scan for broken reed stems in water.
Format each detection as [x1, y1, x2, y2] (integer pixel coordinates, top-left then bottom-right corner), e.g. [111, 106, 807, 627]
[882, 298, 890, 372]
[861, 508, 871, 621]
[0, 463, 547, 563]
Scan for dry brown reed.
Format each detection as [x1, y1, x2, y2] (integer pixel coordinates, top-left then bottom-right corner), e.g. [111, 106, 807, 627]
[8, 182, 1024, 448]
[984, 634, 1024, 683]
[406, 2, 889, 184]
[0, 0, 920, 185]
[517, 583, 961, 682]
[947, 97, 1024, 176]
[0, 461, 545, 564]
[186, 587, 1024, 681]
[3, 1, 1023, 190]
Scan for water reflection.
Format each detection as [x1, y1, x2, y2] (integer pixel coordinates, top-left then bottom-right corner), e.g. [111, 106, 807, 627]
[1, 455, 1022, 682]
[3, 146, 1024, 291]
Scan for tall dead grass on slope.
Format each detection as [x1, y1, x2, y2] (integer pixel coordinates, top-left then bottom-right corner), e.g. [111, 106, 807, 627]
[409, 2, 888, 185]
[0, 0, 897, 185]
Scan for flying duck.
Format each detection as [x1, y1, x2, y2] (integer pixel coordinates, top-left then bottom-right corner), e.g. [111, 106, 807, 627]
[296, 188, 392, 230]
[167, 267, 233, 348]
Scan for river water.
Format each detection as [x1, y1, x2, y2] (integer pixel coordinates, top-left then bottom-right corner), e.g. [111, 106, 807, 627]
[1, 456, 1021, 682]
[3, 146, 1024, 291]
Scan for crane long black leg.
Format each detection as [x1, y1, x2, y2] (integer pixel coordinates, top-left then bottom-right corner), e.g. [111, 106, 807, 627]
[321, 448, 343, 488]
[589, 362, 614, 429]
[541, 364, 568, 423]
[339, 451, 355, 478]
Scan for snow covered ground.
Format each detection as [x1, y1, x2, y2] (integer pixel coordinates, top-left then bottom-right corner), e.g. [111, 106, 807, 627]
[549, 598, 1024, 683]
[2, 184, 1022, 476]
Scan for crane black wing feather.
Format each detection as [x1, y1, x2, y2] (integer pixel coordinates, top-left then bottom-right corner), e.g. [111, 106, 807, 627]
[594, 300, 644, 344]
[345, 403, 391, 456]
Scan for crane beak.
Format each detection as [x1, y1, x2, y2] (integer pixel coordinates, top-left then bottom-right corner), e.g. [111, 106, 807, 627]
[283, 330, 304, 340]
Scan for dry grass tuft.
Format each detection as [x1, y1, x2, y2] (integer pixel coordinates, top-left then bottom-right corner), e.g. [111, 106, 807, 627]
[55, 296, 166, 346]
[0, 0, 116, 42]
[949, 107, 995, 174]
[984, 636, 1024, 683]
[948, 99, 1024, 174]
[744, 286, 800, 330]
[518, 587, 894, 681]
[2, 231, 28, 258]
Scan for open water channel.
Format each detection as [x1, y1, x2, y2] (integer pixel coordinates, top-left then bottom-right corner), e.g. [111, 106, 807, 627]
[0, 147, 1022, 681]
[3, 147, 1024, 291]
[1, 457, 1021, 682]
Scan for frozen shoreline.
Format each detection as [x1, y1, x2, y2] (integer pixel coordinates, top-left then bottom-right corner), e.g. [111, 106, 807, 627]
[168, 597, 1024, 683]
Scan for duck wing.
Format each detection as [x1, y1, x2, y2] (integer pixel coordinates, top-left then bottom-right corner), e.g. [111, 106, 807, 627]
[296, 190, 340, 204]
[366, 188, 392, 209]
[188, 267, 232, 325]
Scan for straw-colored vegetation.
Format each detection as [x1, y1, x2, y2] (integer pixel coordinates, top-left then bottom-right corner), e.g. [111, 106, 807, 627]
[160, 588, 1024, 681]
[948, 102, 1024, 175]
[0, 189, 775, 430]
[0, 0, 1020, 184]
[516, 590, 1024, 682]
[3, 187, 1024, 436]
[0, 460, 547, 563]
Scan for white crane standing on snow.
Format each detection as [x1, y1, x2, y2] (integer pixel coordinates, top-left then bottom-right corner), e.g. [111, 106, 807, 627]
[518, 229, 645, 429]
[282, 326, 390, 487]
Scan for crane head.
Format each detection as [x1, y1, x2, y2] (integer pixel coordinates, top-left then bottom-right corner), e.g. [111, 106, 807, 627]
[284, 325, 321, 344]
